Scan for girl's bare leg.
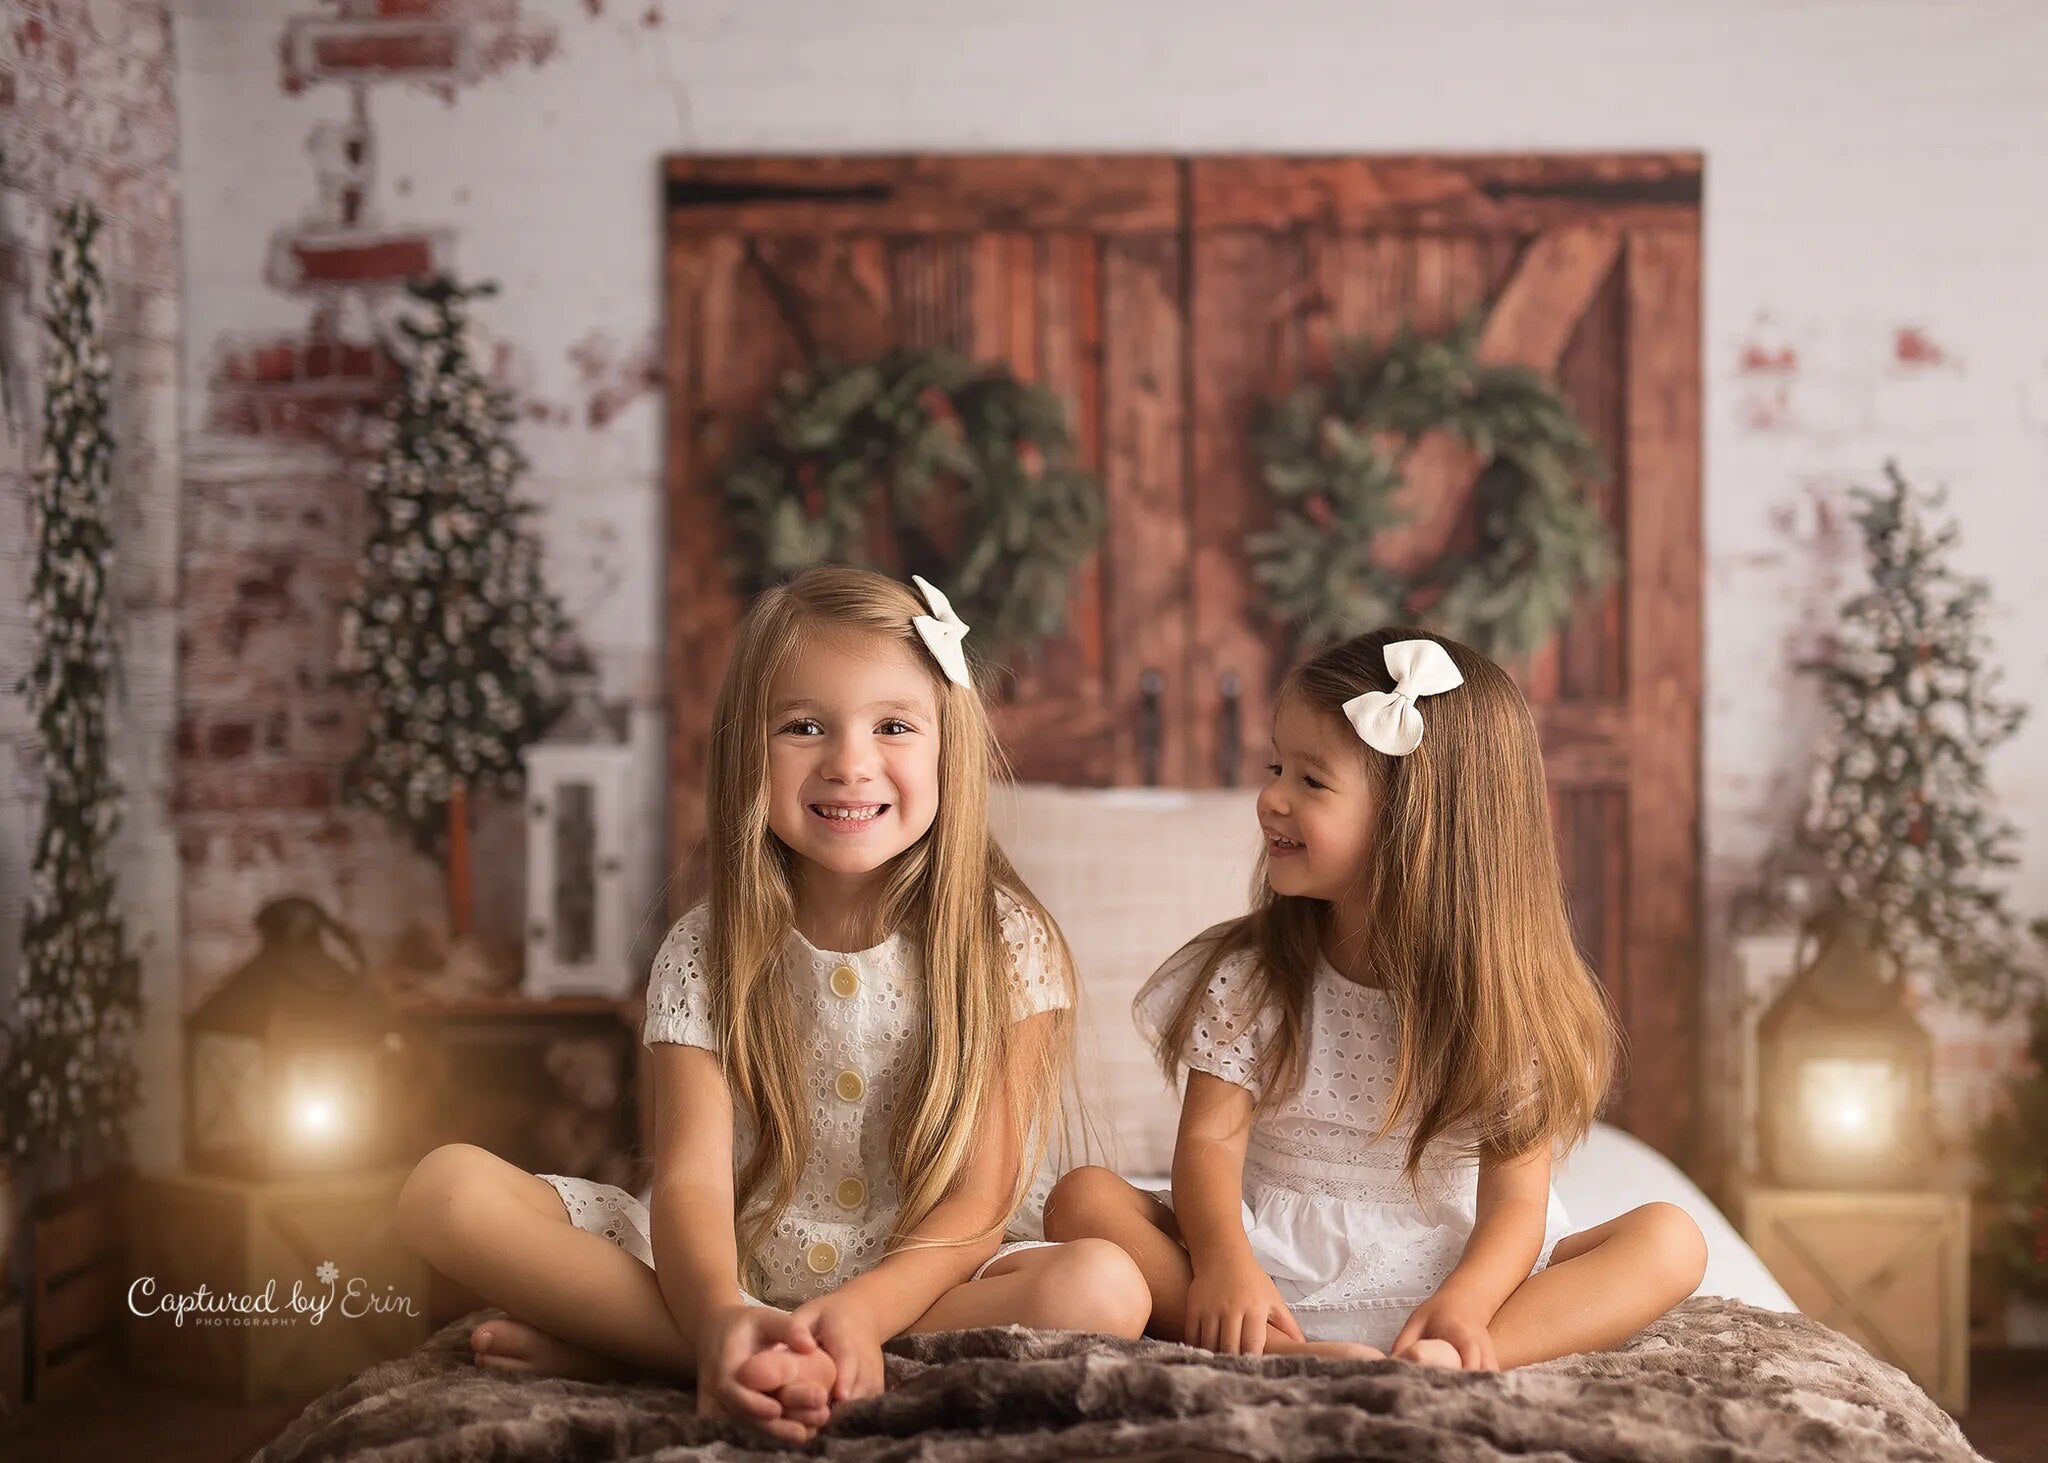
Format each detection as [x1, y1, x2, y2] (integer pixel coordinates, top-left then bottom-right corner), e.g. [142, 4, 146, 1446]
[396, 1141, 829, 1403]
[1485, 1202, 1708, 1369]
[903, 1239, 1151, 1337]
[1042, 1167, 1383, 1362]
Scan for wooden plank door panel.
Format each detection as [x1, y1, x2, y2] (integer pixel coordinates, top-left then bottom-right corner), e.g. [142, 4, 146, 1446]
[1183, 155, 1701, 1162]
[663, 156, 1185, 888]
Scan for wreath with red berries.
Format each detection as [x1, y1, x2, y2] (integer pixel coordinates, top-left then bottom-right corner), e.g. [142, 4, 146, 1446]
[1248, 319, 1613, 662]
[718, 349, 1105, 658]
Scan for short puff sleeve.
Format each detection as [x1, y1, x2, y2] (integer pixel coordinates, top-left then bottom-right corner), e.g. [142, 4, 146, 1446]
[996, 888, 1071, 1023]
[1131, 925, 1281, 1099]
[641, 903, 719, 1052]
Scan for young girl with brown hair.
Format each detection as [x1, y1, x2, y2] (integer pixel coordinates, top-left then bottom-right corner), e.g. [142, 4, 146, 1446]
[1044, 629, 1707, 1369]
[397, 567, 1147, 1443]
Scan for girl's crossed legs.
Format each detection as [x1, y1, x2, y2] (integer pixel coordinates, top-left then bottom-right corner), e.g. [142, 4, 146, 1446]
[1044, 1165, 1706, 1368]
[395, 1145, 1149, 1402]
[1042, 1167, 1384, 1362]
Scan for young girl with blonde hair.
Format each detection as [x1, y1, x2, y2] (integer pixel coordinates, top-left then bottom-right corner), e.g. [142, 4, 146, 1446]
[399, 566, 1147, 1443]
[1045, 629, 1706, 1369]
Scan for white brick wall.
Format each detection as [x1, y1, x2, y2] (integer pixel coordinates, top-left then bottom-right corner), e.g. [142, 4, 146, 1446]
[170, 0, 2048, 1176]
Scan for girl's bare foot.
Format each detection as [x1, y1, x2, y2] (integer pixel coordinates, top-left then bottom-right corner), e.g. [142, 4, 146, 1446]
[733, 1343, 837, 1428]
[469, 1318, 634, 1381]
[1267, 1335, 1387, 1363]
[1393, 1337, 1462, 1369]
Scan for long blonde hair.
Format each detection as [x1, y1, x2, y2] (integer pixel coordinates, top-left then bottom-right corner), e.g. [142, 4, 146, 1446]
[701, 566, 1075, 1273]
[1151, 628, 1618, 1175]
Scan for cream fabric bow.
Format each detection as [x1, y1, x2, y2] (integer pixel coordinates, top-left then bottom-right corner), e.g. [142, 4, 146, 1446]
[1340, 639, 1465, 756]
[910, 575, 972, 688]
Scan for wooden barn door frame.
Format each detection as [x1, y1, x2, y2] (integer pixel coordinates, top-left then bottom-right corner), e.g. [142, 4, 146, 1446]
[662, 152, 1703, 1169]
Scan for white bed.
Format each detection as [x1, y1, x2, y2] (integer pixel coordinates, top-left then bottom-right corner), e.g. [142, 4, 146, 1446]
[1553, 1121, 1793, 1310]
[273, 785, 1931, 1463]
[991, 781, 1797, 1315]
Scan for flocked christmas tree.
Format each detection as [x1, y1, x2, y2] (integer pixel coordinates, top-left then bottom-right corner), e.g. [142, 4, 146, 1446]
[1801, 461, 2032, 1013]
[339, 277, 570, 858]
[3, 201, 141, 1173]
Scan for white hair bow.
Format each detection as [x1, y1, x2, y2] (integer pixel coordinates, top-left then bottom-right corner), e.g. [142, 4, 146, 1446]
[1340, 639, 1465, 756]
[910, 575, 972, 688]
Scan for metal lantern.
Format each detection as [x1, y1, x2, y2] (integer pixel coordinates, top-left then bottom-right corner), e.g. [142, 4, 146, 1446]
[522, 680, 653, 1000]
[1757, 912, 1935, 1190]
[186, 897, 407, 1179]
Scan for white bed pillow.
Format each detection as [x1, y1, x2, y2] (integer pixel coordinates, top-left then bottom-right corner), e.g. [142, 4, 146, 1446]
[991, 782, 1263, 1175]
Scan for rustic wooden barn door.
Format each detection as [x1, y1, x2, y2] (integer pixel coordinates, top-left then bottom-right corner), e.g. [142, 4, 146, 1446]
[664, 153, 1702, 1164]
[1183, 156, 1702, 1158]
[664, 156, 1184, 869]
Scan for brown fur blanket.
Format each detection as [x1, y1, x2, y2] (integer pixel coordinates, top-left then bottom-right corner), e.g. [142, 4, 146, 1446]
[254, 1298, 1982, 1462]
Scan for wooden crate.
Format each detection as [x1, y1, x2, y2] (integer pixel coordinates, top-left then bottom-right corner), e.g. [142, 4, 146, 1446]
[29, 1173, 126, 1400]
[126, 1167, 428, 1401]
[1735, 1182, 1969, 1413]
[0, 1291, 23, 1414]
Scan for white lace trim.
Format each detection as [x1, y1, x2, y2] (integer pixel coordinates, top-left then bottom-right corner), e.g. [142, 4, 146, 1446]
[1132, 932, 1281, 1098]
[1244, 1157, 1439, 1206]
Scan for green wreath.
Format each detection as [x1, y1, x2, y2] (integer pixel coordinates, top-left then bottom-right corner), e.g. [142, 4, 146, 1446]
[1249, 319, 1613, 661]
[719, 349, 1105, 658]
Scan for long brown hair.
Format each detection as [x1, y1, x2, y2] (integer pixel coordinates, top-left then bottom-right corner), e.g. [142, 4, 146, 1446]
[1150, 628, 1618, 1175]
[701, 566, 1076, 1274]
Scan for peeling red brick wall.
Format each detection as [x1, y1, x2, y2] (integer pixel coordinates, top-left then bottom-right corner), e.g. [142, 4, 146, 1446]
[180, 0, 562, 1007]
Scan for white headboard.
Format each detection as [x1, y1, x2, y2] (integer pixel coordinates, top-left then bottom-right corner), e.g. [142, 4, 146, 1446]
[990, 781, 1262, 1175]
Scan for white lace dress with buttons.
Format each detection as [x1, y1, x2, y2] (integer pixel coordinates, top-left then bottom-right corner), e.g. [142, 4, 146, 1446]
[1133, 929, 1573, 1352]
[539, 889, 1067, 1309]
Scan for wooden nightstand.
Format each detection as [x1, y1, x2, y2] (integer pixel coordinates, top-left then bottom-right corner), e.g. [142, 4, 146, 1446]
[1734, 1180, 1969, 1413]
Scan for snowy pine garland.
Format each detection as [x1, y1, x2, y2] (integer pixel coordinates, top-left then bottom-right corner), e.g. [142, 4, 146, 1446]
[338, 277, 570, 853]
[1801, 462, 2033, 1012]
[3, 201, 141, 1170]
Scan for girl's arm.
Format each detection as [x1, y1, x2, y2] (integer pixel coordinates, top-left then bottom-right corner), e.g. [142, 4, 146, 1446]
[646, 1043, 821, 1425]
[1172, 1073, 1305, 1353]
[791, 1009, 1060, 1398]
[1171, 1072, 1261, 1271]
[646, 1042, 750, 1319]
[1391, 1144, 1551, 1366]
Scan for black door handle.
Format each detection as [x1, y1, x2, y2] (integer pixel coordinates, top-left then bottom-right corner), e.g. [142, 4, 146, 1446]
[1139, 670, 1163, 787]
[1218, 673, 1242, 787]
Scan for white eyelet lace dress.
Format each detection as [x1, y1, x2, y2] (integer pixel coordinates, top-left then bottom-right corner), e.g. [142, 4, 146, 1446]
[539, 889, 1066, 1309]
[1133, 928, 1572, 1352]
